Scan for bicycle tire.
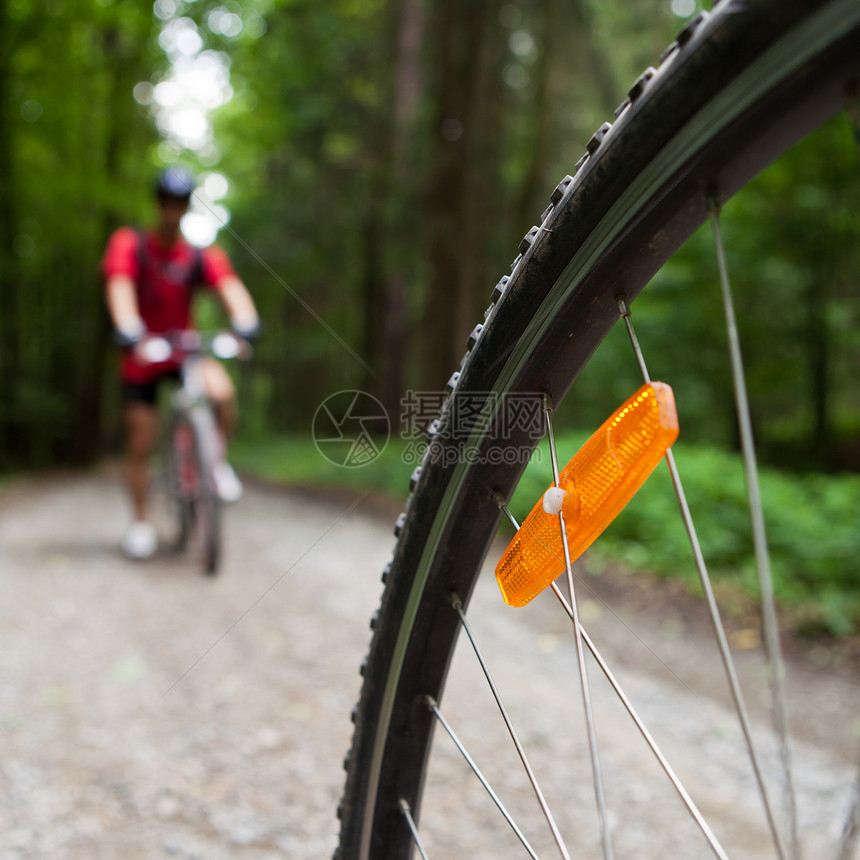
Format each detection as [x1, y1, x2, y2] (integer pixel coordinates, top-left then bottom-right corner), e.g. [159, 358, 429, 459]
[167, 416, 194, 552]
[188, 407, 221, 576]
[337, 2, 860, 858]
[170, 409, 221, 575]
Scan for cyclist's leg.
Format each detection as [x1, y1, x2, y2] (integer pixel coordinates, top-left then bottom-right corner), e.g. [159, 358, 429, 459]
[122, 387, 159, 518]
[120, 382, 160, 558]
[198, 357, 236, 440]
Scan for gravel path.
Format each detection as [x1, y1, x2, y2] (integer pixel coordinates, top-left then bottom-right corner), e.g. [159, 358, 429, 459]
[0, 469, 857, 859]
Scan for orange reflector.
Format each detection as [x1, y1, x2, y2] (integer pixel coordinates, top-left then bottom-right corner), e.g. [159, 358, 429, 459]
[496, 382, 679, 607]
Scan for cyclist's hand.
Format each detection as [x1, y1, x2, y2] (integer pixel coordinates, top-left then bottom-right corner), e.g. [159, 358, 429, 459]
[135, 335, 173, 365]
[113, 319, 146, 349]
[231, 316, 262, 342]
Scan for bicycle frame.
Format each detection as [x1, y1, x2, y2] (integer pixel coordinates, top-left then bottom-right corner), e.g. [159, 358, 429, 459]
[138, 329, 250, 574]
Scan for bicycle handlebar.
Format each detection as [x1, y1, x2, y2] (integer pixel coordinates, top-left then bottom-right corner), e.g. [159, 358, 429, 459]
[135, 330, 253, 365]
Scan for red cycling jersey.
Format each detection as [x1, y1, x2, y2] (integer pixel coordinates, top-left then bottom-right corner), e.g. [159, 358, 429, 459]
[102, 227, 236, 383]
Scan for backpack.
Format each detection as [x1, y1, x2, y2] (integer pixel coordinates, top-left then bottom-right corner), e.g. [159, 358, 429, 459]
[134, 228, 204, 291]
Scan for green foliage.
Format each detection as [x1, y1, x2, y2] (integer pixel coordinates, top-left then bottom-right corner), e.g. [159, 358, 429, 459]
[232, 417, 860, 637]
[230, 434, 412, 498]
[208, 0, 393, 432]
[1, 0, 855, 647]
[512, 434, 860, 636]
[0, 0, 159, 469]
[210, 0, 714, 427]
[549, 111, 860, 474]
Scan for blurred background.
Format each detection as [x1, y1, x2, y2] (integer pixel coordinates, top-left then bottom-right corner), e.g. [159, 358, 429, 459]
[1, 0, 859, 631]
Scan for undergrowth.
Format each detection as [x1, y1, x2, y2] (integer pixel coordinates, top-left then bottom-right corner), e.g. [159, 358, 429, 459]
[514, 435, 860, 637]
[232, 432, 860, 637]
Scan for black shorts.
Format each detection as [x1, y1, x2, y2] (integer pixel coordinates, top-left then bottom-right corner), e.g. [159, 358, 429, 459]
[121, 371, 180, 406]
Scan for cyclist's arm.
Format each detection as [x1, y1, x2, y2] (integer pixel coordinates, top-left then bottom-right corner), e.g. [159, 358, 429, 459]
[106, 274, 146, 341]
[103, 228, 146, 342]
[216, 274, 260, 335]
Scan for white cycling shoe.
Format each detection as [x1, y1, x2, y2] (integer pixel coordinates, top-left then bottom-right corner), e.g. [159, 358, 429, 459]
[213, 462, 243, 503]
[121, 521, 158, 560]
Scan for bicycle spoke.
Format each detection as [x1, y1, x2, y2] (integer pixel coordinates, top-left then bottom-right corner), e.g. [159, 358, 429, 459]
[424, 696, 542, 860]
[836, 757, 860, 860]
[848, 88, 860, 163]
[398, 800, 430, 860]
[543, 395, 614, 860]
[709, 200, 801, 860]
[451, 595, 571, 860]
[495, 495, 731, 860]
[616, 296, 650, 383]
[549, 583, 732, 860]
[616, 296, 789, 860]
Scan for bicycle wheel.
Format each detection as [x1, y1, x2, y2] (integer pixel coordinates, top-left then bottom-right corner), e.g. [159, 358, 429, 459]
[170, 408, 221, 575]
[167, 417, 194, 553]
[337, 1, 860, 858]
[190, 407, 221, 576]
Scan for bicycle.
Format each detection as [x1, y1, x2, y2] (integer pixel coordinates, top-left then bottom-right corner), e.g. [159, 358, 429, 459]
[137, 329, 251, 576]
[337, 1, 860, 858]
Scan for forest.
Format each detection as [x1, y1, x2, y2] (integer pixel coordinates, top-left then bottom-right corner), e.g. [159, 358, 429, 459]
[1, 1, 859, 632]
[1, 0, 858, 471]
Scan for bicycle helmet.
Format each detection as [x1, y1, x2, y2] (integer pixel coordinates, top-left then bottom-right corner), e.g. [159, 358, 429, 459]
[155, 167, 195, 200]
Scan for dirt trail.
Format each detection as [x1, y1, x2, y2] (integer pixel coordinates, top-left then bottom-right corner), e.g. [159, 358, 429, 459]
[0, 469, 856, 859]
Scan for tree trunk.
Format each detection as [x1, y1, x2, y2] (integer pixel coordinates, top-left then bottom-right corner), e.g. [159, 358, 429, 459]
[423, 0, 506, 391]
[0, 0, 22, 466]
[361, 0, 424, 424]
[570, 0, 619, 116]
[78, 25, 126, 463]
[515, 0, 559, 227]
[806, 277, 831, 448]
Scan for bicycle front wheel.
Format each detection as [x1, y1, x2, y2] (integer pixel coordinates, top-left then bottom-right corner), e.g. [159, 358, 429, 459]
[337, 1, 860, 858]
[170, 408, 221, 576]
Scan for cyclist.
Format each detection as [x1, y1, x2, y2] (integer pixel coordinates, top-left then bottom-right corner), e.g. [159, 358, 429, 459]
[103, 167, 260, 560]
